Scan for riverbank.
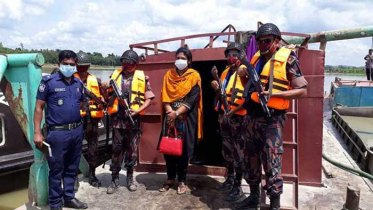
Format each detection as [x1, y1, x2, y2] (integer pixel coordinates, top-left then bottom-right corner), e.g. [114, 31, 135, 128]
[325, 72, 365, 76]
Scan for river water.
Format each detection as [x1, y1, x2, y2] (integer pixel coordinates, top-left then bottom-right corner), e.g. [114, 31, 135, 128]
[0, 72, 368, 209]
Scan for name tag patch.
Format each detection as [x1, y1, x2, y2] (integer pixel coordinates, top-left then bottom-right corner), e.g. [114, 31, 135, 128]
[55, 88, 66, 92]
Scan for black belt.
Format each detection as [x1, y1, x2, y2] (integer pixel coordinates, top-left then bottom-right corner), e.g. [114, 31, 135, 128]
[49, 120, 83, 131]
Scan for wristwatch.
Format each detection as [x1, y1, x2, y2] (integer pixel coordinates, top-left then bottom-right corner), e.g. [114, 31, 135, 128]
[175, 111, 180, 117]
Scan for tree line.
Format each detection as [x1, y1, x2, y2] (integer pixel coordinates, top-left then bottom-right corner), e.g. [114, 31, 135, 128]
[0, 43, 122, 66]
[0, 43, 367, 73]
[325, 65, 365, 74]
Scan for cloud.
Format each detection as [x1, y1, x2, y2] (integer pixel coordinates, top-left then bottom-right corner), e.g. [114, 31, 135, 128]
[1, 0, 372, 66]
[0, 0, 23, 20]
[0, 0, 53, 22]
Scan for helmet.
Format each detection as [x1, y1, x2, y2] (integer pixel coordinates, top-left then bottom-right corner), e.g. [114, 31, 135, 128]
[120, 50, 139, 63]
[77, 51, 91, 65]
[224, 42, 244, 57]
[256, 23, 281, 41]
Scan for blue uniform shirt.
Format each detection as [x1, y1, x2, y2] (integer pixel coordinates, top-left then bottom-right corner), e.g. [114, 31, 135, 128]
[36, 72, 85, 126]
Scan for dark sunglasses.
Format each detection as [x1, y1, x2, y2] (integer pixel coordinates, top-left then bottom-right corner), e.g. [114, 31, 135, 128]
[258, 38, 273, 44]
[226, 52, 239, 57]
[122, 60, 135, 65]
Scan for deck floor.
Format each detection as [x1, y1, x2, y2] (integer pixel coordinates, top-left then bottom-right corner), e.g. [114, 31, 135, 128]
[16, 108, 373, 210]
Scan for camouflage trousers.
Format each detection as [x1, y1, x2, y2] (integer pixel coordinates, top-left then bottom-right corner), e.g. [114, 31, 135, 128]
[83, 120, 99, 168]
[110, 125, 141, 176]
[219, 114, 246, 172]
[243, 114, 286, 196]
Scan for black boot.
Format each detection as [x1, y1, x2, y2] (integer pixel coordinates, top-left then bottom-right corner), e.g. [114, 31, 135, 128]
[269, 195, 280, 210]
[234, 185, 260, 210]
[88, 167, 102, 188]
[64, 198, 88, 209]
[126, 168, 137, 192]
[225, 179, 243, 202]
[74, 178, 80, 193]
[107, 175, 119, 194]
[217, 174, 234, 191]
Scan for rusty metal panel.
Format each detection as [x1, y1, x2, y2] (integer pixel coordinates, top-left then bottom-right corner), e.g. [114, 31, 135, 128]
[297, 49, 324, 186]
[298, 98, 323, 186]
[137, 47, 325, 188]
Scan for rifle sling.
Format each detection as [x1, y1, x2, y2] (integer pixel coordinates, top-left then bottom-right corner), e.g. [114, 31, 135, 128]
[230, 70, 239, 105]
[268, 53, 277, 100]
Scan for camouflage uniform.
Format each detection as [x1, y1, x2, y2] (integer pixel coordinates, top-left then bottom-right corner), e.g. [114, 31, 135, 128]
[110, 116, 142, 175]
[244, 114, 286, 196]
[219, 114, 246, 173]
[109, 74, 154, 175]
[83, 118, 100, 168]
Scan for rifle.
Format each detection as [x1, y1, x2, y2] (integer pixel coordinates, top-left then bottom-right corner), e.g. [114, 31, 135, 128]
[237, 50, 272, 118]
[211, 66, 230, 114]
[109, 79, 136, 126]
[102, 110, 110, 168]
[83, 86, 107, 108]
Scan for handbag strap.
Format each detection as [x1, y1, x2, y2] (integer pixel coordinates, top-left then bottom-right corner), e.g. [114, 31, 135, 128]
[167, 126, 177, 138]
[162, 115, 167, 136]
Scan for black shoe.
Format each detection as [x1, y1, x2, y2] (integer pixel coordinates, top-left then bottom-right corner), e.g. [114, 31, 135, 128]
[107, 176, 119, 194]
[234, 185, 260, 209]
[217, 175, 234, 191]
[126, 169, 137, 192]
[50, 207, 62, 210]
[74, 178, 80, 193]
[64, 198, 88, 209]
[190, 155, 206, 165]
[88, 167, 101, 188]
[225, 185, 243, 202]
[269, 195, 280, 210]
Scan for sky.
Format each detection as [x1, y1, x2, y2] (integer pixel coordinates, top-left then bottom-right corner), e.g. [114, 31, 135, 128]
[0, 0, 373, 66]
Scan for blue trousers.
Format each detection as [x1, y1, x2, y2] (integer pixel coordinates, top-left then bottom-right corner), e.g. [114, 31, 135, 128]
[46, 124, 83, 208]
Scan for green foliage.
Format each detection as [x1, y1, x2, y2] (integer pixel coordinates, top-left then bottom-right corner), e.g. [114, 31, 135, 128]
[0, 44, 122, 66]
[325, 65, 365, 75]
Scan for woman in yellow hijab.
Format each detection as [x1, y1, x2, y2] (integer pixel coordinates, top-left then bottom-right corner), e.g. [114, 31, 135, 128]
[158, 47, 203, 194]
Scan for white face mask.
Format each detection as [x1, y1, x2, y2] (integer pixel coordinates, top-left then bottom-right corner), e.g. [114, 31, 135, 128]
[59, 64, 77, 78]
[175, 59, 188, 70]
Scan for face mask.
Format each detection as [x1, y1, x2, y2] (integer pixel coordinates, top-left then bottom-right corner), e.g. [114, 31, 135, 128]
[259, 41, 277, 55]
[77, 66, 89, 73]
[228, 57, 240, 67]
[59, 64, 77, 77]
[175, 59, 188, 70]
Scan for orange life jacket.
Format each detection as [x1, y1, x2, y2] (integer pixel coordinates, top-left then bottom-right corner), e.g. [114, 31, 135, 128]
[74, 73, 104, 118]
[107, 69, 146, 115]
[250, 47, 292, 110]
[215, 67, 247, 116]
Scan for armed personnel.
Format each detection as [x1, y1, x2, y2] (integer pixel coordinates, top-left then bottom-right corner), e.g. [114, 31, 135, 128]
[235, 23, 308, 210]
[73, 51, 107, 188]
[211, 42, 247, 202]
[106, 49, 155, 194]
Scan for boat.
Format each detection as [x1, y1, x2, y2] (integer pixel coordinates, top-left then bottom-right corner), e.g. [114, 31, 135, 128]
[0, 89, 112, 195]
[331, 106, 373, 174]
[329, 77, 373, 108]
[2, 24, 373, 209]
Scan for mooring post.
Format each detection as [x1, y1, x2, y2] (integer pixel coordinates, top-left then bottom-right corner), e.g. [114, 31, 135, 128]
[344, 185, 360, 210]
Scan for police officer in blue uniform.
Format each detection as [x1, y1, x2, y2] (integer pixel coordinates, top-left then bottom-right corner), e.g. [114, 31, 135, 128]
[34, 50, 88, 210]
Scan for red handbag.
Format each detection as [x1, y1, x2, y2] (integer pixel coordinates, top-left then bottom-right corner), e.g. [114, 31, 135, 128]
[159, 127, 183, 156]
